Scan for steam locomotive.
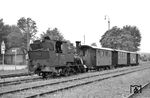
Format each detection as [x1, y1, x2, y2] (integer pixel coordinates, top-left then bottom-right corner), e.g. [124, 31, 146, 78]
[28, 37, 139, 78]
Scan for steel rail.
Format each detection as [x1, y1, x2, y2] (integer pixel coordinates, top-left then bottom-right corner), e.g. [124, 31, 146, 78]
[0, 76, 41, 87]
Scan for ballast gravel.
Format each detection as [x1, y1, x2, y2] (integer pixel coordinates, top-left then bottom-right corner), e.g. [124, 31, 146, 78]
[44, 66, 150, 98]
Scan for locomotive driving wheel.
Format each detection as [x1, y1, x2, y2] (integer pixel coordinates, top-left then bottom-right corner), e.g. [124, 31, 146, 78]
[62, 67, 70, 76]
[62, 66, 76, 76]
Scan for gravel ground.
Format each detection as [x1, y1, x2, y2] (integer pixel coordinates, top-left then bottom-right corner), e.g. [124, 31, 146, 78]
[43, 66, 150, 98]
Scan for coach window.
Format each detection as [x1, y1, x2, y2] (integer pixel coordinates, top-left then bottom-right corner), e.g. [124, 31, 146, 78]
[104, 51, 107, 57]
[55, 41, 63, 53]
[101, 51, 103, 56]
[105, 51, 108, 56]
[119, 53, 121, 59]
[103, 51, 105, 57]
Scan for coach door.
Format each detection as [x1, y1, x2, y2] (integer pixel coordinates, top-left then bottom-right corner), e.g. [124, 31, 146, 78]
[127, 53, 130, 65]
[112, 51, 118, 67]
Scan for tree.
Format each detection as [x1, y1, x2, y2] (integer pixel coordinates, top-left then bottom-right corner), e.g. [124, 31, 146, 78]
[0, 19, 11, 52]
[0, 19, 5, 43]
[100, 26, 122, 49]
[123, 25, 141, 51]
[100, 26, 141, 52]
[41, 28, 64, 41]
[17, 17, 37, 52]
[7, 25, 23, 49]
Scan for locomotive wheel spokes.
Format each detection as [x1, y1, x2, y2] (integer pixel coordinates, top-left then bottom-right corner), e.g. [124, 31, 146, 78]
[65, 69, 70, 76]
[63, 66, 77, 76]
[70, 68, 76, 75]
[41, 72, 47, 79]
[62, 68, 69, 76]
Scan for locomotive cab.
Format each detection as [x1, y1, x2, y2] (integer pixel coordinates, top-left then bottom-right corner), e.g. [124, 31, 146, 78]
[55, 41, 63, 53]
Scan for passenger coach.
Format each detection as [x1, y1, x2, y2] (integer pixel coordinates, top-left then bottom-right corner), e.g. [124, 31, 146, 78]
[77, 42, 139, 71]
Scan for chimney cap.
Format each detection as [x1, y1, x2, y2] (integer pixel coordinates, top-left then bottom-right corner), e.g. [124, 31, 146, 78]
[76, 41, 81, 43]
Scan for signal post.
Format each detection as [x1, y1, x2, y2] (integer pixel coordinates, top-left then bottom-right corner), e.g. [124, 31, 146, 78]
[1, 41, 5, 71]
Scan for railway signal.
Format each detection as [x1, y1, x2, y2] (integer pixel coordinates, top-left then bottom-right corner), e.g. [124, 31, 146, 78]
[1, 41, 5, 54]
[1, 41, 5, 70]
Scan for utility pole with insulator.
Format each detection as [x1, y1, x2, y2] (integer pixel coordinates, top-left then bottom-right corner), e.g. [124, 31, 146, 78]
[84, 34, 85, 44]
[105, 15, 110, 30]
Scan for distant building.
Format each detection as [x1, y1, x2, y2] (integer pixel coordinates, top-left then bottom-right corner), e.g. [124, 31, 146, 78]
[0, 47, 26, 65]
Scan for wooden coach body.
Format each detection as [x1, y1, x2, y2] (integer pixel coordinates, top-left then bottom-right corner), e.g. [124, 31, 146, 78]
[79, 45, 139, 69]
[79, 45, 114, 69]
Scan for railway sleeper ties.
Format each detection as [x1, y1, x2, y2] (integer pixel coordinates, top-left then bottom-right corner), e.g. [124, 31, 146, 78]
[0, 66, 149, 98]
[0, 75, 41, 87]
[0, 73, 33, 79]
[2, 66, 132, 87]
[0, 65, 138, 87]
[2, 66, 143, 90]
[0, 65, 144, 87]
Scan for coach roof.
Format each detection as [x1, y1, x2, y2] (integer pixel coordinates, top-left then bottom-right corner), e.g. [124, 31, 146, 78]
[80, 45, 114, 51]
[80, 45, 138, 54]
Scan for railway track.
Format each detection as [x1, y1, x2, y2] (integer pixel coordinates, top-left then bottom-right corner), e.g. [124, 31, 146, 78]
[0, 75, 41, 87]
[0, 65, 149, 98]
[0, 72, 33, 79]
[0, 65, 138, 87]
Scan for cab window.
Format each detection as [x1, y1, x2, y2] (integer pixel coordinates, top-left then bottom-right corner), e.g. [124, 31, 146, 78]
[55, 41, 63, 53]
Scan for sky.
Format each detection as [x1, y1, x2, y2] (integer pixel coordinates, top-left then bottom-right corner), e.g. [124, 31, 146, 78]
[0, 0, 150, 53]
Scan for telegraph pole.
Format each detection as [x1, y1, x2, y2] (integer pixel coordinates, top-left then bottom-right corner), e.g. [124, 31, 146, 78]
[105, 15, 110, 30]
[84, 34, 85, 44]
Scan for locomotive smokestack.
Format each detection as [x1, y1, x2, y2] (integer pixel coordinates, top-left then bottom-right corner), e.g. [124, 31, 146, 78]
[76, 41, 81, 48]
[76, 41, 81, 54]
